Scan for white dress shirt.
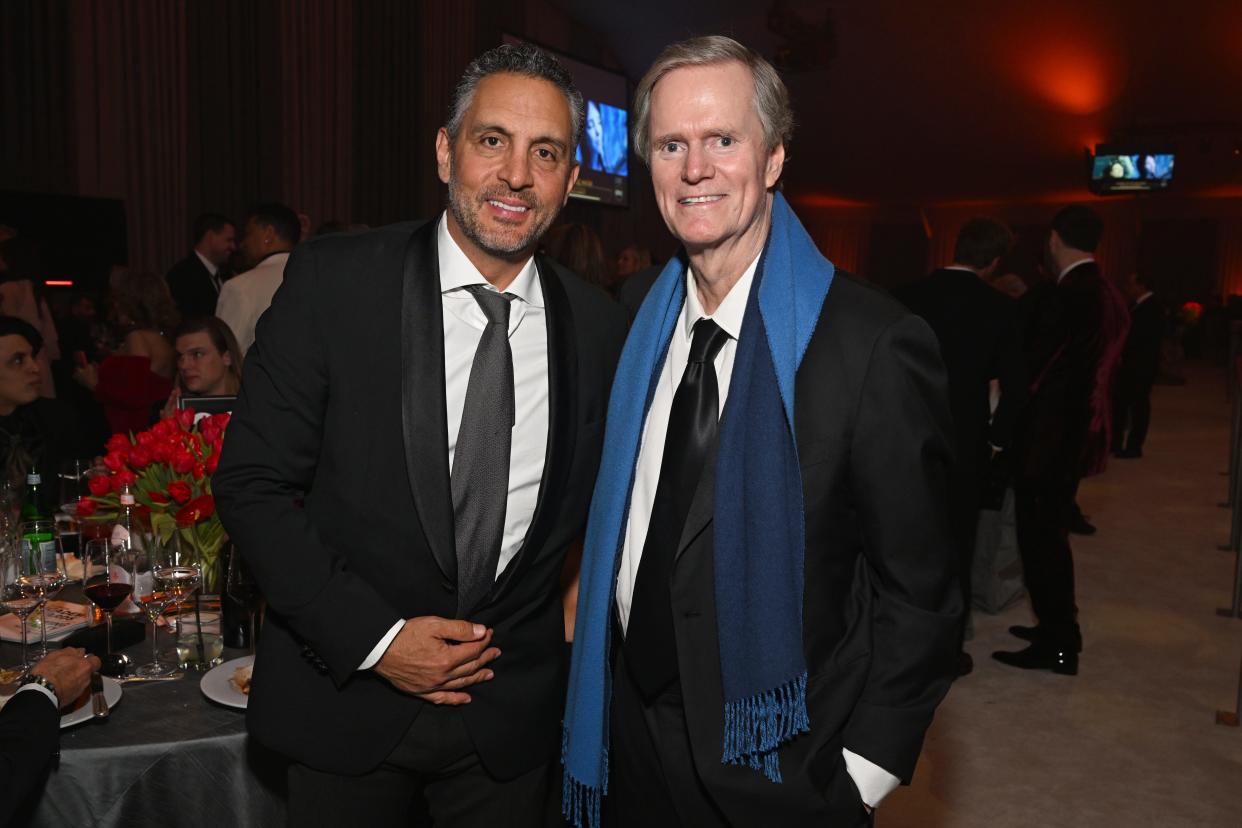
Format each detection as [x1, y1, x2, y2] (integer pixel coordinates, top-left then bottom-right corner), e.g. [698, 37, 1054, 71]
[194, 249, 220, 281]
[360, 213, 549, 670]
[614, 254, 901, 810]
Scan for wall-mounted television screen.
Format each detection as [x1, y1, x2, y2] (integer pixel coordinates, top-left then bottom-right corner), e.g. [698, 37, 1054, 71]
[1090, 150, 1175, 194]
[503, 35, 629, 206]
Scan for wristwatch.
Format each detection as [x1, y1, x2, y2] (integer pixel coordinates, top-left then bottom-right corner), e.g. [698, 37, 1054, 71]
[18, 672, 57, 700]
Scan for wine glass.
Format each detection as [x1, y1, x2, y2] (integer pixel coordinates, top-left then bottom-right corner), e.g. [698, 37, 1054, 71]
[1, 547, 41, 668]
[24, 519, 67, 661]
[132, 539, 197, 678]
[83, 538, 133, 677]
[226, 544, 262, 655]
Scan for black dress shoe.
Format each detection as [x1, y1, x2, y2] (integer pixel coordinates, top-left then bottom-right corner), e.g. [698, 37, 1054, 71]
[1069, 514, 1097, 535]
[992, 644, 1078, 675]
[1008, 624, 1084, 652]
[956, 651, 974, 677]
[1117, 447, 1142, 459]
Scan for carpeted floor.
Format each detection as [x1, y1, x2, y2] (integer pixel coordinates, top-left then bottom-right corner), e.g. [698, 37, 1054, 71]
[879, 361, 1242, 827]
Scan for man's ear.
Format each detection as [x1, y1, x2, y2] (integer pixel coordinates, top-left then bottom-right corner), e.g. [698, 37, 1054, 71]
[562, 163, 581, 206]
[436, 128, 453, 186]
[765, 143, 786, 189]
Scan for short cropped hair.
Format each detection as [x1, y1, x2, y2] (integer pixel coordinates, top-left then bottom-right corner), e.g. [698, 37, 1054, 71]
[191, 213, 233, 245]
[446, 43, 585, 151]
[0, 315, 43, 355]
[953, 218, 1013, 269]
[1052, 205, 1104, 253]
[632, 35, 794, 165]
[243, 203, 301, 246]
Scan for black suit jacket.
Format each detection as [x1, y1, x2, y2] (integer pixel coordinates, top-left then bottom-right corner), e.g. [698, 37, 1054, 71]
[1015, 261, 1107, 483]
[214, 220, 627, 780]
[165, 254, 220, 320]
[895, 269, 1027, 484]
[627, 272, 960, 822]
[0, 690, 60, 826]
[1118, 295, 1164, 391]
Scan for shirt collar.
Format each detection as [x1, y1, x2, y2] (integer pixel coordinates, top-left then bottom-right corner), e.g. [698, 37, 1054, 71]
[681, 250, 761, 342]
[1058, 256, 1094, 283]
[194, 249, 219, 277]
[943, 264, 979, 275]
[436, 213, 543, 308]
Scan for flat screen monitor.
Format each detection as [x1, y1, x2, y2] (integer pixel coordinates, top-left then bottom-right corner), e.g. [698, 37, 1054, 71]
[1090, 151, 1175, 193]
[503, 35, 629, 206]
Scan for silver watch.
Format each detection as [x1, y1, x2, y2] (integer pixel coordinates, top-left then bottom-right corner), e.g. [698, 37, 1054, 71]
[18, 672, 57, 700]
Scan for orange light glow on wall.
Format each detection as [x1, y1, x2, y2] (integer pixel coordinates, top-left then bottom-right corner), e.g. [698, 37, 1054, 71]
[1020, 38, 1122, 115]
[791, 193, 870, 208]
[44, 280, 73, 287]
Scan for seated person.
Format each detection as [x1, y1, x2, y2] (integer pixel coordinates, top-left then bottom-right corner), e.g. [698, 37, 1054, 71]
[0, 648, 101, 826]
[73, 269, 177, 435]
[161, 316, 243, 418]
[0, 316, 91, 511]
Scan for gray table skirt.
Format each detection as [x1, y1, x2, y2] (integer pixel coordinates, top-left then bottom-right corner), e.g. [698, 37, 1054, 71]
[3, 637, 288, 827]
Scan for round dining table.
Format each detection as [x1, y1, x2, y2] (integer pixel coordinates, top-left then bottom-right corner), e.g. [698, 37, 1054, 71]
[1, 620, 287, 827]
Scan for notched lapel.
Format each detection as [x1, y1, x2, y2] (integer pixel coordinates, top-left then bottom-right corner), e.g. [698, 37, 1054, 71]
[676, 438, 717, 564]
[484, 257, 577, 608]
[400, 222, 457, 584]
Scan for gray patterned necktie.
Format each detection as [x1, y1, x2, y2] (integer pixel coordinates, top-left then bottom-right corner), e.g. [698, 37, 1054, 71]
[452, 285, 516, 614]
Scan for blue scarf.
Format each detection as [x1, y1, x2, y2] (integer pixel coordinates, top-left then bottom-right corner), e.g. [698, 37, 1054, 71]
[562, 194, 833, 828]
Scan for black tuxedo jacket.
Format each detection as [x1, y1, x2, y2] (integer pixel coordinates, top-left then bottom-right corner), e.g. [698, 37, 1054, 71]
[1015, 262, 1107, 483]
[165, 254, 219, 320]
[895, 269, 1027, 483]
[631, 273, 960, 823]
[1118, 295, 1163, 391]
[214, 220, 627, 780]
[0, 690, 60, 825]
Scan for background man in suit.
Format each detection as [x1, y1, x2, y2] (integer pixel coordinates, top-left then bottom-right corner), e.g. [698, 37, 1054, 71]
[1112, 272, 1164, 458]
[215, 202, 299, 356]
[995, 205, 1109, 674]
[214, 44, 626, 828]
[165, 213, 235, 320]
[896, 218, 1027, 677]
[562, 36, 959, 828]
[0, 648, 100, 826]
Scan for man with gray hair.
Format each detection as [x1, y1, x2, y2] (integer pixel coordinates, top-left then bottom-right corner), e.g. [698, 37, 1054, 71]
[215, 43, 626, 826]
[563, 36, 960, 827]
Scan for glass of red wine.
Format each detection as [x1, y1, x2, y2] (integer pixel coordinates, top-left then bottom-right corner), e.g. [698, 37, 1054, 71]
[83, 538, 133, 677]
[226, 544, 261, 655]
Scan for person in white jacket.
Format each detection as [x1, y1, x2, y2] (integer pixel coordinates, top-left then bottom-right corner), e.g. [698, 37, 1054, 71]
[216, 202, 300, 356]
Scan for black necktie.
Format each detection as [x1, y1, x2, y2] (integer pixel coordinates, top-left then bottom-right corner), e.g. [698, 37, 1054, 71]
[625, 318, 730, 700]
[452, 286, 515, 614]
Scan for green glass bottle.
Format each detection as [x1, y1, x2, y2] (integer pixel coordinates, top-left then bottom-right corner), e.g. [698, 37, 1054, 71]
[19, 469, 55, 574]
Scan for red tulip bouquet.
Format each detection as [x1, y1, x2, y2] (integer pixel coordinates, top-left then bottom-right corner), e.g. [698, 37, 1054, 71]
[78, 408, 230, 591]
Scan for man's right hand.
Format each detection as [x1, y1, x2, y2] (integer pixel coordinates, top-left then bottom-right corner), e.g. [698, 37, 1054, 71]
[30, 647, 101, 709]
[373, 616, 501, 705]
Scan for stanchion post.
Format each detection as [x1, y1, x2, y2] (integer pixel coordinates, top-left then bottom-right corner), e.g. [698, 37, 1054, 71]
[1215, 646, 1242, 727]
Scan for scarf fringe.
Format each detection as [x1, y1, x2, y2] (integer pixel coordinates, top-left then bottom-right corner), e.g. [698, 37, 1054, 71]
[562, 726, 607, 828]
[721, 672, 810, 783]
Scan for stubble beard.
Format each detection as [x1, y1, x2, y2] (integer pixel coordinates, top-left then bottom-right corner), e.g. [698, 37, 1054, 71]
[446, 157, 557, 260]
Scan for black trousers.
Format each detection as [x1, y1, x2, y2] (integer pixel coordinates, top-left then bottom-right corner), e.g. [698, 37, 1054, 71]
[608, 651, 732, 828]
[1014, 476, 1079, 647]
[946, 468, 981, 646]
[1112, 380, 1154, 452]
[287, 705, 552, 828]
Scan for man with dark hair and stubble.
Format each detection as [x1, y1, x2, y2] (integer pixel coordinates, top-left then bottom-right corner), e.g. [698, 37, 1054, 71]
[215, 202, 300, 356]
[896, 218, 1027, 677]
[214, 43, 626, 828]
[166, 213, 235, 320]
[995, 204, 1109, 675]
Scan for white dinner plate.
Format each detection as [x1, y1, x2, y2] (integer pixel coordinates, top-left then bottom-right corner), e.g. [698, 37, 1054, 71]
[200, 654, 253, 710]
[60, 676, 122, 729]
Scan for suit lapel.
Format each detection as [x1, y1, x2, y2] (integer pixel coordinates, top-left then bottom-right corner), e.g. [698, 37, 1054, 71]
[400, 222, 457, 584]
[675, 437, 717, 563]
[484, 256, 577, 607]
